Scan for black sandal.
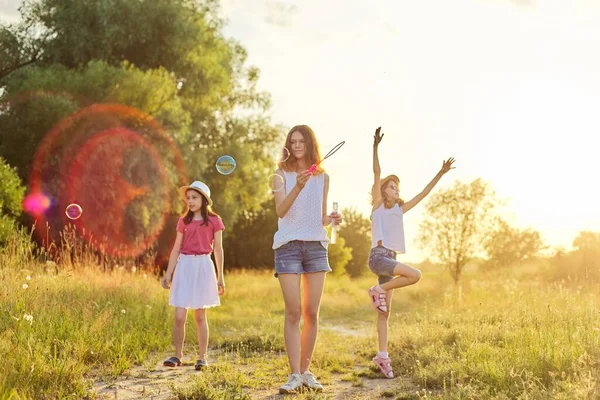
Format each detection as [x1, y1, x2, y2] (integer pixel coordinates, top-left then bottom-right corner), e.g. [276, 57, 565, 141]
[163, 356, 182, 367]
[195, 359, 208, 370]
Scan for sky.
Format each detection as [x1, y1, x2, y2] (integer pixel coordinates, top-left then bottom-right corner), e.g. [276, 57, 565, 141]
[2, 0, 599, 261]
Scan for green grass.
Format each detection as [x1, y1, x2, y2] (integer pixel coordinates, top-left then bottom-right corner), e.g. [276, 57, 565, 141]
[1, 261, 599, 399]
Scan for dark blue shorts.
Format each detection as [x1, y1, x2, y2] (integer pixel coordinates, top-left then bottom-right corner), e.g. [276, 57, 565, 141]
[274, 240, 331, 277]
[368, 246, 398, 284]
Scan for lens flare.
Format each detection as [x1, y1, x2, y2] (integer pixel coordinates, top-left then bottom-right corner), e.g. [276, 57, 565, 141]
[28, 103, 188, 257]
[23, 192, 51, 216]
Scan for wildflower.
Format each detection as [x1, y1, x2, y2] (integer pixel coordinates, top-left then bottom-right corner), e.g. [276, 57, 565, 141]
[121, 309, 126, 314]
[26, 276, 31, 280]
[22, 284, 28, 289]
[23, 314, 33, 324]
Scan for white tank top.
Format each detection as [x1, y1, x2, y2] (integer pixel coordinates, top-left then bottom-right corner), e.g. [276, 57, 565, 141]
[371, 203, 406, 253]
[273, 171, 329, 249]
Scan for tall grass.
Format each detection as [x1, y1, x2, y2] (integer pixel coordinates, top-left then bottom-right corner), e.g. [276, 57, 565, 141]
[0, 227, 598, 399]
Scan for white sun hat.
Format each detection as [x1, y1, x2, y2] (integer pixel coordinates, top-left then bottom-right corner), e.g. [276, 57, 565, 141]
[178, 181, 212, 206]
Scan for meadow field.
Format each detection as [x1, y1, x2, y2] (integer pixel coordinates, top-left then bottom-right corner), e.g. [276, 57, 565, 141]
[1, 237, 599, 400]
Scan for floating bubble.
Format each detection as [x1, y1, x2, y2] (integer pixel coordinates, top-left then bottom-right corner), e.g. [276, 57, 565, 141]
[216, 155, 236, 175]
[268, 173, 285, 193]
[65, 203, 83, 220]
[23, 192, 51, 216]
[279, 147, 290, 162]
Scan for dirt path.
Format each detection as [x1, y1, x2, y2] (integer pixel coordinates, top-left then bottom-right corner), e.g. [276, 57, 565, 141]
[92, 325, 418, 399]
[93, 361, 415, 400]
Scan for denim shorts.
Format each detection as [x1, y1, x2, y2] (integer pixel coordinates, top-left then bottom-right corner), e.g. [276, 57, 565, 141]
[274, 240, 332, 277]
[368, 246, 398, 284]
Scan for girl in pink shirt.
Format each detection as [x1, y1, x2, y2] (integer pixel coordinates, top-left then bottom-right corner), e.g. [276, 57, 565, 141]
[161, 180, 225, 370]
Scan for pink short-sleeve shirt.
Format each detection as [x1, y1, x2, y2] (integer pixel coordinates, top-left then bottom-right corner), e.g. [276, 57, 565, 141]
[176, 216, 225, 255]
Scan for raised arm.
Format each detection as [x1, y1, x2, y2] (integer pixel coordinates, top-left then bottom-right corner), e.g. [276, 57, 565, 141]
[274, 168, 311, 218]
[402, 157, 455, 213]
[371, 127, 384, 207]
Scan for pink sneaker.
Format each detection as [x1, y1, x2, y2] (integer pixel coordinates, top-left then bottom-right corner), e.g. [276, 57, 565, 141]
[368, 285, 388, 313]
[372, 355, 394, 378]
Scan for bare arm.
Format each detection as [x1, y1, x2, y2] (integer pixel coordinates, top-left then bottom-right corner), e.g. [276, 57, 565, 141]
[402, 157, 455, 214]
[213, 230, 225, 295]
[274, 168, 312, 218]
[161, 232, 183, 289]
[371, 127, 384, 210]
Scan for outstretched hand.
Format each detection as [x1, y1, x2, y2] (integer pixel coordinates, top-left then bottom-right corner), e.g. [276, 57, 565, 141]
[373, 126, 384, 146]
[441, 157, 456, 174]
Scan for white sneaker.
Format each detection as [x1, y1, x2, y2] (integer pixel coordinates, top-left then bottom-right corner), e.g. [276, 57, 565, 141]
[301, 371, 323, 392]
[279, 373, 303, 394]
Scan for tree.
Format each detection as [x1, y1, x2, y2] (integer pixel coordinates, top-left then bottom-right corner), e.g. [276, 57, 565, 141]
[0, 0, 283, 258]
[483, 219, 544, 268]
[18, 0, 250, 122]
[0, 157, 25, 245]
[337, 208, 372, 277]
[0, 157, 24, 219]
[417, 178, 498, 285]
[573, 231, 600, 253]
[0, 20, 42, 81]
[223, 198, 278, 269]
[572, 231, 600, 280]
[326, 226, 352, 276]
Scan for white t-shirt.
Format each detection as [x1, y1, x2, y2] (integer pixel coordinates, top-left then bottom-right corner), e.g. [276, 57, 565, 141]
[371, 203, 406, 253]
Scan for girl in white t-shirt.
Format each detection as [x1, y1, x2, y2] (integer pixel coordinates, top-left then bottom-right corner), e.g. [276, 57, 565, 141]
[272, 125, 342, 394]
[368, 127, 455, 378]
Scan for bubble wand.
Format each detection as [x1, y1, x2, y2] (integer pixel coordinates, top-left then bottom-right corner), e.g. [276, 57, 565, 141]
[330, 201, 339, 244]
[307, 141, 345, 173]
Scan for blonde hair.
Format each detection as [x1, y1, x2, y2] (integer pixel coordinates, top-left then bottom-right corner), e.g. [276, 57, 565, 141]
[278, 125, 324, 174]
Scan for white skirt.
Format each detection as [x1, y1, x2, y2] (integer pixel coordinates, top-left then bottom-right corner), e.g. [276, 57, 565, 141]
[169, 254, 220, 309]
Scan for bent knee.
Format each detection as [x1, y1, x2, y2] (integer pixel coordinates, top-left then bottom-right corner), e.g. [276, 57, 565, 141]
[412, 269, 422, 283]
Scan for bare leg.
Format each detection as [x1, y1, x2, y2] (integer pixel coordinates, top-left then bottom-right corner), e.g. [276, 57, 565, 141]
[193, 308, 208, 360]
[278, 274, 302, 374]
[300, 272, 326, 372]
[377, 290, 394, 352]
[173, 307, 187, 359]
[380, 262, 421, 291]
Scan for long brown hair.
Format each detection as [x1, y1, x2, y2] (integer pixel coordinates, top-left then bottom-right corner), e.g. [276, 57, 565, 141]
[278, 125, 324, 173]
[182, 189, 219, 226]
